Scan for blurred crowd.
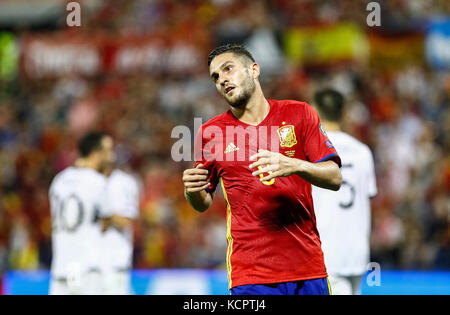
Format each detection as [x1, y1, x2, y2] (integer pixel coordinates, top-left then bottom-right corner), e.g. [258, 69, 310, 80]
[0, 0, 449, 282]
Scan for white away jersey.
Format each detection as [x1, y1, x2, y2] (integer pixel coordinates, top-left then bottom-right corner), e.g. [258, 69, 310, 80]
[49, 167, 108, 278]
[312, 131, 377, 276]
[102, 169, 140, 270]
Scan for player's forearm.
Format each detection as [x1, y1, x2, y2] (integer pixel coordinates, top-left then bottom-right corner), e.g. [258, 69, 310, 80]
[111, 215, 133, 230]
[185, 189, 213, 212]
[100, 215, 133, 232]
[294, 159, 342, 191]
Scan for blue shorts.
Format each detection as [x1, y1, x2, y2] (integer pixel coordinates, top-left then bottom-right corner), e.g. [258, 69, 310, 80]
[230, 278, 331, 295]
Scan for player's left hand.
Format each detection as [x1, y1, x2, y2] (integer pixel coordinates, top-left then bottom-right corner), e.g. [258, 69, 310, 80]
[249, 149, 302, 182]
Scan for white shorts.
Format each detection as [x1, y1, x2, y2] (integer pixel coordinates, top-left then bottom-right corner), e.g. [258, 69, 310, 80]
[102, 270, 131, 295]
[328, 274, 363, 295]
[49, 270, 104, 295]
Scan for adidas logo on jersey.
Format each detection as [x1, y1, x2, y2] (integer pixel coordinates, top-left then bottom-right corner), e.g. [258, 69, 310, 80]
[224, 143, 239, 154]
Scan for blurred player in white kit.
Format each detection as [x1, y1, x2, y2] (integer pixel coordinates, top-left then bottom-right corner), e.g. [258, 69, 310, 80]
[101, 163, 140, 295]
[49, 132, 115, 295]
[312, 89, 377, 295]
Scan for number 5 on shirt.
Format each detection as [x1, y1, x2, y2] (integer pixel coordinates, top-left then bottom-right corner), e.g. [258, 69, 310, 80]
[258, 166, 275, 186]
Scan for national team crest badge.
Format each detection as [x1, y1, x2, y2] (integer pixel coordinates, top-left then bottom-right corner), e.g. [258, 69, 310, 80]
[277, 125, 297, 148]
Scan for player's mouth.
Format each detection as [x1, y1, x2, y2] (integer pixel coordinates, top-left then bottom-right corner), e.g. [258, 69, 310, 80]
[225, 86, 235, 95]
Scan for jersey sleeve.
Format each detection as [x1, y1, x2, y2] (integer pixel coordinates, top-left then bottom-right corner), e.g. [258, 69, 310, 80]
[302, 104, 342, 167]
[366, 148, 377, 198]
[194, 125, 219, 193]
[106, 173, 140, 219]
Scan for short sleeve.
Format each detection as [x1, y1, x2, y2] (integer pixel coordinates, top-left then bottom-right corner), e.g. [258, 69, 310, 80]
[194, 125, 219, 193]
[366, 148, 377, 198]
[106, 172, 140, 219]
[302, 104, 341, 167]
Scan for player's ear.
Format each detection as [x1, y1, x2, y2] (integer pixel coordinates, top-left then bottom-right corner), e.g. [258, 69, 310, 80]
[250, 62, 260, 79]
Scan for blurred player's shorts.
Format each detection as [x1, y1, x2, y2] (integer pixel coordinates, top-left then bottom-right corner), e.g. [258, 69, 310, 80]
[102, 269, 131, 295]
[327, 274, 363, 295]
[49, 269, 103, 295]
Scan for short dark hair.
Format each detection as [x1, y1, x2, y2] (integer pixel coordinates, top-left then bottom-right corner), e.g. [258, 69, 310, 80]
[78, 131, 107, 158]
[314, 89, 345, 122]
[207, 44, 256, 67]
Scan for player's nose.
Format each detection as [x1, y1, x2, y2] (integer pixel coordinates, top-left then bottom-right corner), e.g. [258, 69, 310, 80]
[218, 74, 229, 87]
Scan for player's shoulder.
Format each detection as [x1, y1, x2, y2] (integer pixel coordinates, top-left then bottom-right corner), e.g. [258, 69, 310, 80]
[52, 166, 106, 187]
[269, 99, 311, 111]
[346, 133, 372, 153]
[201, 111, 232, 128]
[80, 167, 107, 182]
[109, 169, 138, 186]
[196, 112, 235, 140]
[269, 99, 317, 121]
[334, 132, 374, 158]
[51, 166, 75, 185]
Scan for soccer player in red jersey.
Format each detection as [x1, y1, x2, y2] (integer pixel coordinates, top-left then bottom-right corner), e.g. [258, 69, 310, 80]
[182, 44, 342, 295]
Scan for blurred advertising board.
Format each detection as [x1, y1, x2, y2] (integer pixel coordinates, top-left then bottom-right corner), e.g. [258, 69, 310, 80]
[425, 18, 450, 70]
[2, 269, 229, 295]
[283, 23, 369, 65]
[20, 32, 206, 79]
[3, 269, 450, 295]
[21, 32, 102, 79]
[361, 271, 450, 295]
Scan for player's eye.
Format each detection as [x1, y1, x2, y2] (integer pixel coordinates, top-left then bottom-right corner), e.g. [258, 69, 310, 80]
[225, 66, 232, 72]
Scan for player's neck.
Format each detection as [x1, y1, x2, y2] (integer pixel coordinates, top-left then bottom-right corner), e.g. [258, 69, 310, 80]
[75, 157, 101, 172]
[322, 121, 341, 132]
[230, 88, 269, 126]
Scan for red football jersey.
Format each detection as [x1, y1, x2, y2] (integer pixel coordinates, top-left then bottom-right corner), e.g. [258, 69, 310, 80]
[194, 99, 341, 288]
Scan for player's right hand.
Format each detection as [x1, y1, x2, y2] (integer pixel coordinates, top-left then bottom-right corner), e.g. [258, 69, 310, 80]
[183, 164, 211, 193]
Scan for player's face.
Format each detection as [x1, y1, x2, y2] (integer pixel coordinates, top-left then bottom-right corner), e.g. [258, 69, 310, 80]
[98, 136, 115, 173]
[209, 52, 256, 109]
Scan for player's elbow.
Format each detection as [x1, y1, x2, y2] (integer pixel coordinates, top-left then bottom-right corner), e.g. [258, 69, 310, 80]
[112, 215, 134, 229]
[185, 190, 213, 213]
[329, 168, 342, 191]
[193, 204, 210, 212]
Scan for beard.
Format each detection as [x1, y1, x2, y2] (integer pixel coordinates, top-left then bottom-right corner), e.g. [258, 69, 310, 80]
[225, 72, 256, 109]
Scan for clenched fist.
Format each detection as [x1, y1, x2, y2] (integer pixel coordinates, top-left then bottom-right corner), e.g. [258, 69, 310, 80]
[183, 164, 211, 193]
